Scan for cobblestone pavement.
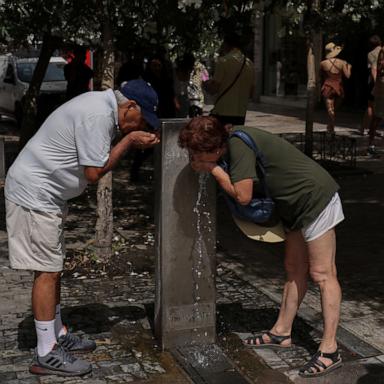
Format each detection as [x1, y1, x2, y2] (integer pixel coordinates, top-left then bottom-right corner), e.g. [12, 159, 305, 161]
[1, 104, 384, 383]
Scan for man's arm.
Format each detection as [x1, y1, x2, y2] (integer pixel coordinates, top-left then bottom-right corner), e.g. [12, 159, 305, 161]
[203, 79, 220, 95]
[84, 131, 159, 183]
[203, 58, 225, 95]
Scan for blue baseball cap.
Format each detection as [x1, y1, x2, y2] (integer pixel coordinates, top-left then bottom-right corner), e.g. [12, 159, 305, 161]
[120, 79, 160, 130]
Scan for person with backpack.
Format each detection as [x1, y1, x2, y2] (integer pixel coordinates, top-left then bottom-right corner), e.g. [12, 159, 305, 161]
[179, 116, 344, 378]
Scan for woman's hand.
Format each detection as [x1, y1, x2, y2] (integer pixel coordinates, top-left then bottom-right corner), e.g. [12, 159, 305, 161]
[190, 160, 216, 173]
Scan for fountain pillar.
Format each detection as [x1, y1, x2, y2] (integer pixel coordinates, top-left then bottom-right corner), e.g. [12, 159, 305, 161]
[154, 119, 216, 349]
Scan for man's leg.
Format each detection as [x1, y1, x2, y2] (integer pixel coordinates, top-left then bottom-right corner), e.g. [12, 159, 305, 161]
[54, 277, 66, 338]
[368, 116, 380, 153]
[307, 228, 341, 368]
[360, 101, 373, 135]
[245, 230, 308, 346]
[31, 270, 93, 377]
[32, 271, 61, 356]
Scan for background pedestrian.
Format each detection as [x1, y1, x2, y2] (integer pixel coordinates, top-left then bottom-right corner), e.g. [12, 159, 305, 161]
[360, 35, 382, 136]
[320, 42, 352, 134]
[64, 45, 94, 100]
[204, 33, 254, 126]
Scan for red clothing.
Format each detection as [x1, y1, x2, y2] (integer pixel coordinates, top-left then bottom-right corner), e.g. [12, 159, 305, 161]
[321, 59, 344, 99]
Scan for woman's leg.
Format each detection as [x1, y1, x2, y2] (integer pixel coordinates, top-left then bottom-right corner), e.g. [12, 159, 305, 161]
[271, 230, 309, 334]
[307, 228, 341, 367]
[249, 230, 309, 346]
[325, 98, 335, 133]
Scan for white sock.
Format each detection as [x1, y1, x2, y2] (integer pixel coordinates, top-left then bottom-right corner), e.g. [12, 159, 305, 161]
[35, 319, 57, 357]
[54, 304, 66, 338]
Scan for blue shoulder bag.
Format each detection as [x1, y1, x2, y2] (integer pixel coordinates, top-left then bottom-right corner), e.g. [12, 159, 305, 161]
[219, 130, 277, 225]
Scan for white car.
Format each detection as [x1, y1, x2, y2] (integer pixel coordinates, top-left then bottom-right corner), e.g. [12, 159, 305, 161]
[0, 55, 67, 126]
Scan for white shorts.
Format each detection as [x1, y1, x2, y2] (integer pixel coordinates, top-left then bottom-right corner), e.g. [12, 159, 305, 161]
[6, 199, 66, 272]
[302, 192, 344, 242]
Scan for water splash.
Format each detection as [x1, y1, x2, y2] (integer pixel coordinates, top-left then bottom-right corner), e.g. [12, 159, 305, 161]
[192, 173, 209, 328]
[182, 344, 223, 369]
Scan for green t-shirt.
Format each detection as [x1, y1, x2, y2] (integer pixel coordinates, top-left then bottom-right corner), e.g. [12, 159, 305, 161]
[212, 49, 254, 117]
[227, 126, 339, 230]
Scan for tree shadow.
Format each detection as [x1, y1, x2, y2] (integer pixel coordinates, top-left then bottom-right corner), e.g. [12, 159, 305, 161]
[216, 303, 319, 354]
[357, 363, 384, 383]
[17, 303, 146, 350]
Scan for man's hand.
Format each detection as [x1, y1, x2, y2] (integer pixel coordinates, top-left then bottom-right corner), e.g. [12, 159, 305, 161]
[203, 79, 220, 95]
[128, 131, 160, 149]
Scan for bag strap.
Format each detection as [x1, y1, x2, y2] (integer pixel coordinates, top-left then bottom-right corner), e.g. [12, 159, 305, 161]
[229, 130, 271, 196]
[214, 55, 246, 106]
[230, 130, 267, 169]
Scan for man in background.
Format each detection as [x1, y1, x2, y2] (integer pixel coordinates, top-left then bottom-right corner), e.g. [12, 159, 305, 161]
[204, 33, 254, 126]
[64, 45, 94, 100]
[360, 35, 382, 137]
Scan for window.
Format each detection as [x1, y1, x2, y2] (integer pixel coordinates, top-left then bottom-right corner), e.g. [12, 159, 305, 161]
[16, 61, 66, 83]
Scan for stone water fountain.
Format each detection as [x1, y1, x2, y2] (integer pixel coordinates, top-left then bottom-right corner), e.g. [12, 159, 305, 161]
[154, 119, 249, 384]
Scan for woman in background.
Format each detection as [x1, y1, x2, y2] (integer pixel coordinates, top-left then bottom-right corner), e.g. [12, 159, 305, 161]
[320, 42, 352, 134]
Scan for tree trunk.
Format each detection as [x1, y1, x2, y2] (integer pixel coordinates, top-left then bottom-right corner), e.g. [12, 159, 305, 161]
[304, 0, 320, 158]
[305, 40, 316, 157]
[95, 13, 115, 262]
[18, 34, 58, 150]
[253, 2, 264, 102]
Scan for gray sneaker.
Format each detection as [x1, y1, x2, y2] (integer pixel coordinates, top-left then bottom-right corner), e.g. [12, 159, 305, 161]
[58, 332, 97, 353]
[29, 344, 92, 376]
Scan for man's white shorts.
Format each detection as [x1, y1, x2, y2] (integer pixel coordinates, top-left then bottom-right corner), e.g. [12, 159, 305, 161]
[302, 192, 344, 242]
[6, 199, 66, 272]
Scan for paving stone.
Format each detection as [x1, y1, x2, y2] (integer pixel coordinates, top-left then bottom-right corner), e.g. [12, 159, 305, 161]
[141, 360, 166, 374]
[105, 374, 134, 383]
[340, 315, 384, 354]
[1, 115, 384, 384]
[0, 372, 17, 381]
[121, 363, 148, 379]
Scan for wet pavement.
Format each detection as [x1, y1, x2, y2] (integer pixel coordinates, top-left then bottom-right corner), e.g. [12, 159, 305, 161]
[0, 103, 384, 383]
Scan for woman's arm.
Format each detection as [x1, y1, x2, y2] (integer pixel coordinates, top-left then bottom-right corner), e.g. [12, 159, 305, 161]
[342, 61, 352, 78]
[211, 166, 253, 205]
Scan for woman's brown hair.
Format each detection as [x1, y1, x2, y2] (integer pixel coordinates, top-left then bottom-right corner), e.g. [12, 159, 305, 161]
[178, 116, 229, 153]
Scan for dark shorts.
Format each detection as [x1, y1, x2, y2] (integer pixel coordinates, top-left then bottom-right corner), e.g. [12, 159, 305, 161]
[367, 82, 375, 102]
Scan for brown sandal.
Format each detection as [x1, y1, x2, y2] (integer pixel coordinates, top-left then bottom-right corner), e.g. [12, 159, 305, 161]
[243, 331, 292, 349]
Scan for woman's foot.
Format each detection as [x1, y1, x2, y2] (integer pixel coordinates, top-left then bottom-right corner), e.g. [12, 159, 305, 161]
[299, 349, 342, 377]
[243, 331, 292, 349]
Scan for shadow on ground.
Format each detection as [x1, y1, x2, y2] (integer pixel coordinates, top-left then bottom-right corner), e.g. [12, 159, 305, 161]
[216, 303, 319, 354]
[17, 303, 146, 350]
[357, 364, 384, 384]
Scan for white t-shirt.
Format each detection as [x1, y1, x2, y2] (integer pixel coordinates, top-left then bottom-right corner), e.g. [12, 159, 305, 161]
[5, 89, 118, 211]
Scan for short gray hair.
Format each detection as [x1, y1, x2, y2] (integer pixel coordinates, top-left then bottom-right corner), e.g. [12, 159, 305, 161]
[114, 89, 129, 105]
